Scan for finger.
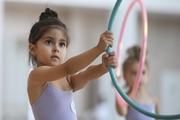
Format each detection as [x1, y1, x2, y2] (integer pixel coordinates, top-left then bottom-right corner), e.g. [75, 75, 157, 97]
[102, 31, 114, 39]
[108, 55, 117, 61]
[104, 34, 114, 40]
[106, 41, 113, 48]
[108, 56, 113, 60]
[102, 53, 109, 59]
[104, 30, 113, 34]
[108, 57, 118, 65]
[108, 62, 118, 68]
[108, 51, 115, 56]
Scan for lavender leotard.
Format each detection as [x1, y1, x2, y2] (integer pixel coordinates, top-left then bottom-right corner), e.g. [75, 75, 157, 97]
[32, 83, 77, 120]
[126, 101, 155, 120]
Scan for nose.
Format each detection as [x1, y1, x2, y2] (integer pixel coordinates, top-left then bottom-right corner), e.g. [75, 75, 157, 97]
[52, 44, 59, 52]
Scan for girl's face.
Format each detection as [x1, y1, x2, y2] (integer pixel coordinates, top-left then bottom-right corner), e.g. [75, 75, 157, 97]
[30, 28, 68, 67]
[123, 62, 149, 88]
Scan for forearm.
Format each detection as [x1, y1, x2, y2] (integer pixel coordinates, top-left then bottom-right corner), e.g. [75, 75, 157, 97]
[79, 63, 108, 81]
[116, 99, 128, 116]
[71, 63, 108, 92]
[64, 46, 102, 75]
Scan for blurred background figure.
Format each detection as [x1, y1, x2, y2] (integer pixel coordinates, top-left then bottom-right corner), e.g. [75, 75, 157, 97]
[116, 45, 160, 120]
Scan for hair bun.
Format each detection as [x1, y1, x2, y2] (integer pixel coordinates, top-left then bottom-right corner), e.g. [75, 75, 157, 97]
[127, 45, 141, 58]
[127, 45, 148, 59]
[39, 8, 58, 21]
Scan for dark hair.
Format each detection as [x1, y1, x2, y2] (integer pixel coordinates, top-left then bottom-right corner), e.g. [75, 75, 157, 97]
[123, 45, 149, 72]
[28, 8, 69, 67]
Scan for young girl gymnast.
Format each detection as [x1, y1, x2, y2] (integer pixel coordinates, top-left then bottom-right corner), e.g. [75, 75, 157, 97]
[27, 8, 118, 120]
[116, 45, 160, 120]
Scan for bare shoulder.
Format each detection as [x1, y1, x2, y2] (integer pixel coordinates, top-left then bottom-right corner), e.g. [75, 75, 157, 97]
[28, 66, 51, 81]
[151, 95, 161, 114]
[152, 95, 159, 104]
[28, 70, 48, 105]
[28, 65, 66, 83]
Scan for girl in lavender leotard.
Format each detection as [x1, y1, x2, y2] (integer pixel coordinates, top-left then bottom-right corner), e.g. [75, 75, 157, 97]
[116, 45, 160, 120]
[27, 8, 118, 120]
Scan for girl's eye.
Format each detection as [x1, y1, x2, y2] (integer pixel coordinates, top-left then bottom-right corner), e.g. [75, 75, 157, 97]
[45, 40, 52, 45]
[142, 70, 146, 75]
[59, 42, 66, 47]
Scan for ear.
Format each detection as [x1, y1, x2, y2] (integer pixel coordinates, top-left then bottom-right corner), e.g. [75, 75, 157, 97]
[29, 43, 36, 57]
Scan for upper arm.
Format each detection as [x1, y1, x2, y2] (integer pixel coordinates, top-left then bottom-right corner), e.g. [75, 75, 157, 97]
[69, 72, 89, 92]
[69, 64, 107, 92]
[153, 96, 160, 114]
[116, 98, 128, 116]
[29, 64, 69, 84]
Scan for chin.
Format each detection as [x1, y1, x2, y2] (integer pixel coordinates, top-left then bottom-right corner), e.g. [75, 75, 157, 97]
[52, 63, 61, 66]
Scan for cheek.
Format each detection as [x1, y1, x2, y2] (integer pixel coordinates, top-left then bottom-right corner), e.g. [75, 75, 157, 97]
[127, 77, 135, 86]
[141, 75, 148, 83]
[63, 50, 66, 57]
[130, 75, 136, 81]
[37, 47, 50, 58]
[37, 45, 49, 53]
[60, 49, 67, 61]
[37, 52, 48, 61]
[144, 76, 148, 82]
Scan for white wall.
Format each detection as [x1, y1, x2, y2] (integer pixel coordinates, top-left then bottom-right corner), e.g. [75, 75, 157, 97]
[160, 70, 180, 114]
[0, 1, 4, 120]
[2, 5, 30, 120]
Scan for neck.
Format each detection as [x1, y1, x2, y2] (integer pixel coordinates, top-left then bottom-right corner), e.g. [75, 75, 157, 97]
[136, 85, 147, 96]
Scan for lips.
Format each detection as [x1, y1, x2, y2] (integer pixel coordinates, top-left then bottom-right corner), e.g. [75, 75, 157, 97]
[51, 55, 59, 59]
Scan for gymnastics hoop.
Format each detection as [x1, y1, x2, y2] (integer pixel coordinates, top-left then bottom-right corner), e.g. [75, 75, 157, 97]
[106, 0, 180, 119]
[115, 0, 147, 107]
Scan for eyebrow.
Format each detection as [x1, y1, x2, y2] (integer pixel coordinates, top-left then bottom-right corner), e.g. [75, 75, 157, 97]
[43, 36, 67, 43]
